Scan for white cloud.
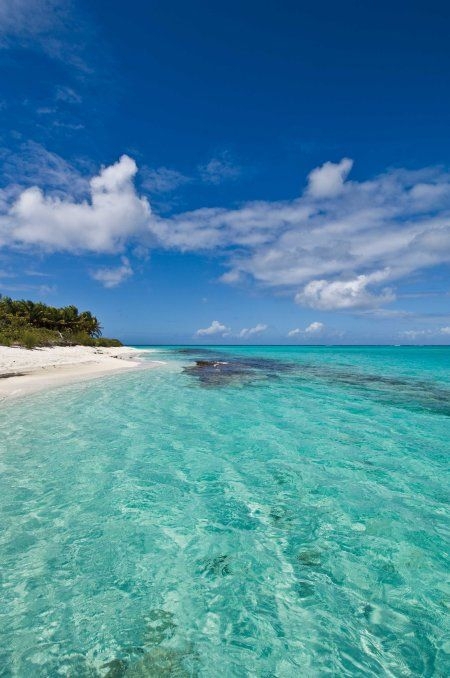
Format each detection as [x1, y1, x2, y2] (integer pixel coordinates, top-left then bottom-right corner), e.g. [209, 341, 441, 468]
[141, 166, 189, 194]
[440, 326, 450, 335]
[238, 323, 267, 338]
[199, 152, 241, 185]
[219, 269, 244, 284]
[307, 158, 353, 198]
[145, 161, 450, 313]
[91, 256, 133, 288]
[288, 321, 325, 337]
[0, 141, 88, 196]
[305, 321, 325, 334]
[0, 154, 150, 253]
[196, 320, 230, 336]
[295, 270, 394, 310]
[2, 152, 450, 312]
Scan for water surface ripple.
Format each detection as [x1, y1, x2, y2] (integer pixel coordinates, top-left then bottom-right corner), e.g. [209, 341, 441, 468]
[0, 346, 449, 676]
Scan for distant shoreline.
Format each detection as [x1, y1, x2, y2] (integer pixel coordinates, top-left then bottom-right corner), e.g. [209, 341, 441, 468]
[0, 345, 160, 402]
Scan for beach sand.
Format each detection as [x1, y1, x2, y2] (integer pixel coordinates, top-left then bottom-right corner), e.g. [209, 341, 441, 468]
[0, 345, 157, 401]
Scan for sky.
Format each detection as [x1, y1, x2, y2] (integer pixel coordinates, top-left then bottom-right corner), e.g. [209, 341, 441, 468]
[1, 0, 450, 344]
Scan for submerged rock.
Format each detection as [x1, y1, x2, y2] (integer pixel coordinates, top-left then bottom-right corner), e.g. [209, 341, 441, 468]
[199, 554, 232, 577]
[296, 549, 322, 567]
[103, 658, 128, 677]
[102, 609, 197, 677]
[269, 506, 295, 529]
[125, 646, 198, 677]
[183, 355, 294, 388]
[144, 609, 177, 645]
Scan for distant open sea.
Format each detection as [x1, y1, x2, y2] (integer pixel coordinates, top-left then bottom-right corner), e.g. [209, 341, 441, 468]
[0, 346, 449, 676]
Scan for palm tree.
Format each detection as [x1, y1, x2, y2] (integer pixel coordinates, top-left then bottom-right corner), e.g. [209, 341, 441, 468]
[0, 296, 112, 345]
[78, 311, 102, 337]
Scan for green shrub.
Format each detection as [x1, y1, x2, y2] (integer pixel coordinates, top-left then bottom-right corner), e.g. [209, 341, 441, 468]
[64, 332, 123, 347]
[22, 330, 39, 349]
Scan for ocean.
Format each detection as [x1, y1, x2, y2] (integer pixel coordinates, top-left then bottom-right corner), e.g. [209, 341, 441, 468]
[0, 346, 449, 676]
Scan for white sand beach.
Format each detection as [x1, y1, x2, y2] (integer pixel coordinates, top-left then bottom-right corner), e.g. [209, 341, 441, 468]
[0, 345, 157, 401]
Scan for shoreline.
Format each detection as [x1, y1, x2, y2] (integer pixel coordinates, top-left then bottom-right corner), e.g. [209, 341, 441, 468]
[0, 346, 160, 402]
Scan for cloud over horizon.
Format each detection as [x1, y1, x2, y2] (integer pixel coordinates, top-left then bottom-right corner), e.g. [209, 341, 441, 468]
[238, 323, 268, 338]
[196, 320, 230, 336]
[288, 321, 325, 338]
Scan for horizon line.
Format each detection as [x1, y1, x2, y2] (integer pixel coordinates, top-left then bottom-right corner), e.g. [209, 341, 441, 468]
[127, 343, 450, 348]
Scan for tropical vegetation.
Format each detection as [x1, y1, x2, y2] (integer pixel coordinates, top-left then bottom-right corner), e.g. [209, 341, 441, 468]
[0, 296, 122, 349]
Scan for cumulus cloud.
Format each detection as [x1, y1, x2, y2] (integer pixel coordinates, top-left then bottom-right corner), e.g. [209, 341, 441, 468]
[307, 158, 353, 198]
[238, 323, 267, 338]
[91, 256, 133, 288]
[288, 321, 325, 337]
[219, 269, 244, 284]
[440, 326, 450, 335]
[305, 321, 325, 334]
[0, 154, 150, 253]
[196, 320, 230, 336]
[295, 270, 394, 310]
[145, 162, 450, 312]
[2, 151, 450, 312]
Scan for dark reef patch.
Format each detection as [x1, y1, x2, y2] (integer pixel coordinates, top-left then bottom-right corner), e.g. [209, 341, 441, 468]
[181, 352, 295, 388]
[300, 364, 450, 416]
[178, 347, 450, 415]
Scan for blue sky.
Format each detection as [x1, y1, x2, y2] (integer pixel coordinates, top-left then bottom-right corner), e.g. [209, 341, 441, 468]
[1, 0, 450, 344]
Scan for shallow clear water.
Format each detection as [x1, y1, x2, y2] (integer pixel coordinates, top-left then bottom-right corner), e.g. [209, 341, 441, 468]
[0, 346, 449, 677]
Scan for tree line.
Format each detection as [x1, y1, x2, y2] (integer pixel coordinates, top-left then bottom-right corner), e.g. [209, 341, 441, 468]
[0, 297, 102, 336]
[0, 296, 121, 348]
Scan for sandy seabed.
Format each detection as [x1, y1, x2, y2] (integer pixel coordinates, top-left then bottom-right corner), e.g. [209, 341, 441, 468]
[0, 345, 159, 401]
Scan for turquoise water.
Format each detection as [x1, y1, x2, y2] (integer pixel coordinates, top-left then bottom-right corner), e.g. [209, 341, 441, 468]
[0, 345, 449, 677]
